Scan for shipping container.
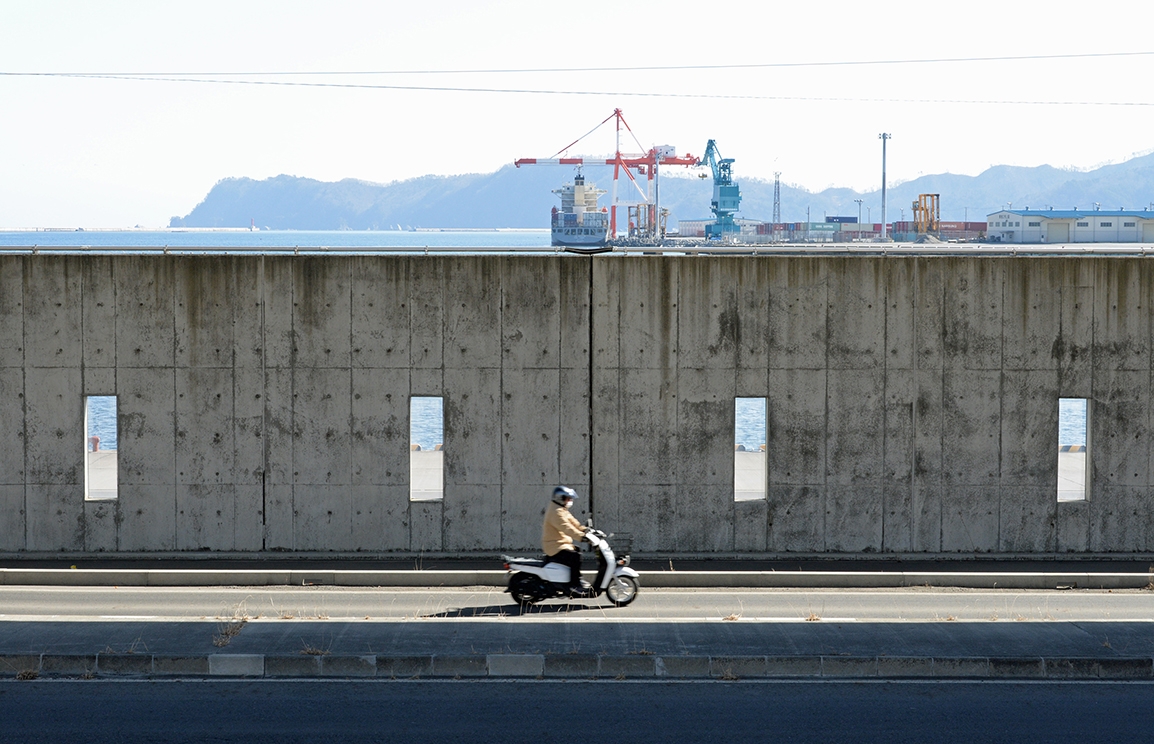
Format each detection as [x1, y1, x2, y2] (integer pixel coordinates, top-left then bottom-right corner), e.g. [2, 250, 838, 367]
[826, 216, 857, 224]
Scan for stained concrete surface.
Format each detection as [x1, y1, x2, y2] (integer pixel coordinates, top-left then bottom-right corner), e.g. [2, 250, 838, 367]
[2, 254, 1154, 557]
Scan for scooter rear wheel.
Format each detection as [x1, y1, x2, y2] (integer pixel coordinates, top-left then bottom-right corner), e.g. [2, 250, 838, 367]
[509, 574, 540, 605]
[605, 575, 639, 607]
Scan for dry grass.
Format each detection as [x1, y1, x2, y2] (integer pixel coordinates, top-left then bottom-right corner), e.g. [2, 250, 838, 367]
[16, 669, 38, 681]
[722, 613, 741, 622]
[805, 613, 821, 622]
[719, 667, 739, 681]
[628, 649, 654, 656]
[300, 641, 330, 656]
[279, 611, 295, 620]
[100, 635, 149, 655]
[946, 615, 957, 622]
[212, 619, 247, 648]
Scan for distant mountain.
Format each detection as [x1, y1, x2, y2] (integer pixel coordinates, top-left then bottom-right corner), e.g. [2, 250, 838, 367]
[171, 152, 1154, 229]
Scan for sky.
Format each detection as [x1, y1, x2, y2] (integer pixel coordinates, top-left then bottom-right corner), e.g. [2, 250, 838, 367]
[1, 0, 1153, 227]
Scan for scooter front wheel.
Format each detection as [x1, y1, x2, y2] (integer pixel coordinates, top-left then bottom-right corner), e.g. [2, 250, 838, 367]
[605, 575, 639, 607]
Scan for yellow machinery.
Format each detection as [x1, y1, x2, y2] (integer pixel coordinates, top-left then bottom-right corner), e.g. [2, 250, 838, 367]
[913, 194, 940, 236]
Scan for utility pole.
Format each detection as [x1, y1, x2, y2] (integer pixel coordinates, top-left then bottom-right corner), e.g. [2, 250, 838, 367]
[879, 133, 891, 240]
[854, 199, 863, 240]
[772, 172, 781, 224]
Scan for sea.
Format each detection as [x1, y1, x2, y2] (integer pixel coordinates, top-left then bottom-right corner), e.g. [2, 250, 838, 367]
[0, 229, 552, 250]
[46, 231, 1086, 453]
[86, 396, 768, 454]
[88, 395, 1087, 455]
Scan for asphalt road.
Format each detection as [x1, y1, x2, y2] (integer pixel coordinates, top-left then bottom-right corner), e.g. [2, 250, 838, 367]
[1, 585, 1152, 622]
[2, 679, 1152, 743]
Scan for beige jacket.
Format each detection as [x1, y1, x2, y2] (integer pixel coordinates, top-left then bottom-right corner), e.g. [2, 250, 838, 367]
[542, 502, 586, 556]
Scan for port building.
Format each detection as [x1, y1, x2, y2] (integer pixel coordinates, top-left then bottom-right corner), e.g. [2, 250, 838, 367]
[987, 209, 1154, 244]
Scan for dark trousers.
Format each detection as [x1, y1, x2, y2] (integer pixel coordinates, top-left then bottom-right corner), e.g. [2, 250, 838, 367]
[547, 548, 582, 588]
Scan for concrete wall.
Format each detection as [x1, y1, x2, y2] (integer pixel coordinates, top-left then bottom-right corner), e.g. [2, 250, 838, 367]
[1, 253, 1151, 556]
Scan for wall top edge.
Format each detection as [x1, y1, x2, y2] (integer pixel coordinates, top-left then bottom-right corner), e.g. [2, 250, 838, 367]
[2, 246, 1154, 259]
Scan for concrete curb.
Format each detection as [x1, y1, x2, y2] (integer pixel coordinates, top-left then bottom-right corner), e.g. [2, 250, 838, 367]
[3, 653, 1152, 681]
[1, 568, 1152, 589]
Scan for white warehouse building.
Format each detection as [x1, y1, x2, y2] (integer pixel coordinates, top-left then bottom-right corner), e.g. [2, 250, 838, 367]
[987, 209, 1154, 244]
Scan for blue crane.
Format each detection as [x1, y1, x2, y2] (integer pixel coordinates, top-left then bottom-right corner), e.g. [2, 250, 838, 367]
[700, 139, 742, 239]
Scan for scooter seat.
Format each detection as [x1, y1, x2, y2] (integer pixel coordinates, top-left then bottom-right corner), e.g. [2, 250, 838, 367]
[505, 556, 548, 567]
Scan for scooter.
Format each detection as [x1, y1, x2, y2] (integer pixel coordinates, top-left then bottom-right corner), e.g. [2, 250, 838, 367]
[502, 527, 640, 607]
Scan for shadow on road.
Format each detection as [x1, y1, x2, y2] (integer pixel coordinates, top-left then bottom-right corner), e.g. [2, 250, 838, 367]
[421, 601, 616, 618]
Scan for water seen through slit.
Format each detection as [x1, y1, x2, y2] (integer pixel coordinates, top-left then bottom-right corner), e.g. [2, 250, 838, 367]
[85, 392, 1089, 453]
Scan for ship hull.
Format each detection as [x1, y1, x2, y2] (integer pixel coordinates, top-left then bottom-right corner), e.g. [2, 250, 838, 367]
[552, 227, 611, 253]
[551, 227, 608, 248]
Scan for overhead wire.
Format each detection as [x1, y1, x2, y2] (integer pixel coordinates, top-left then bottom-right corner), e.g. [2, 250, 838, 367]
[2, 72, 1150, 107]
[3, 48, 1153, 107]
[3, 49, 1153, 76]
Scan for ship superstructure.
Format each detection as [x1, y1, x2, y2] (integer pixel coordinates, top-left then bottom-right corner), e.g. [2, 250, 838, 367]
[551, 171, 609, 250]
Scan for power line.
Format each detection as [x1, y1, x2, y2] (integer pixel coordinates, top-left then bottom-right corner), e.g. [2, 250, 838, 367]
[3, 50, 1152, 76]
[4, 72, 1151, 107]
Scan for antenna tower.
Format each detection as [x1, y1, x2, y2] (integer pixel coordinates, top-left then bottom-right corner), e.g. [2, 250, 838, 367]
[772, 172, 781, 224]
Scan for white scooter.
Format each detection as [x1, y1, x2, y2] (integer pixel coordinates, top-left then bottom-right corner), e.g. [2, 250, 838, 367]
[502, 527, 640, 607]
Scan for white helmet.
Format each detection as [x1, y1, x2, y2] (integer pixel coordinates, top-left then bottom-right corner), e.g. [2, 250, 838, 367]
[552, 486, 578, 505]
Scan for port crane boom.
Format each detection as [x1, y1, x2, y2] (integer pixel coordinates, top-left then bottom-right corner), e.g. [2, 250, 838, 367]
[515, 109, 699, 238]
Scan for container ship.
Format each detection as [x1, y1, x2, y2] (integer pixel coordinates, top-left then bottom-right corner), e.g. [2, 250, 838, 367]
[551, 171, 610, 251]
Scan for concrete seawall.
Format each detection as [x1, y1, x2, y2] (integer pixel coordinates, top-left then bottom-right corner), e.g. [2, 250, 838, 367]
[1, 253, 1151, 557]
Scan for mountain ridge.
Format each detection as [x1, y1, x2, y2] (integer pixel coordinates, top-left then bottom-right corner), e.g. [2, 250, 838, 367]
[171, 152, 1154, 229]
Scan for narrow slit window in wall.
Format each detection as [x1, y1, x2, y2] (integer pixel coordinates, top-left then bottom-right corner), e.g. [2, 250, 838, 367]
[410, 396, 444, 502]
[734, 397, 767, 501]
[1057, 398, 1089, 502]
[85, 396, 118, 501]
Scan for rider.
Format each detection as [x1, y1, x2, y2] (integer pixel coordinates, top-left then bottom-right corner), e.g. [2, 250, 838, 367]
[542, 486, 591, 597]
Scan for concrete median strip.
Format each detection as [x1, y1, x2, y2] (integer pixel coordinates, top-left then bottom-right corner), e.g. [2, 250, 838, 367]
[4, 653, 1152, 681]
[2, 568, 1154, 589]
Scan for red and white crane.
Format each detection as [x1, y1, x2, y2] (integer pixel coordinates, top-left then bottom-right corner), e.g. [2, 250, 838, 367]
[515, 109, 699, 238]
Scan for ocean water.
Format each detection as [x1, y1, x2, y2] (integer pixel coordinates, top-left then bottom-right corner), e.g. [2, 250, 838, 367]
[84, 390, 1089, 454]
[409, 397, 444, 451]
[88, 395, 446, 452]
[0, 229, 551, 249]
[735, 398, 767, 451]
[85, 396, 118, 451]
[1058, 398, 1087, 447]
